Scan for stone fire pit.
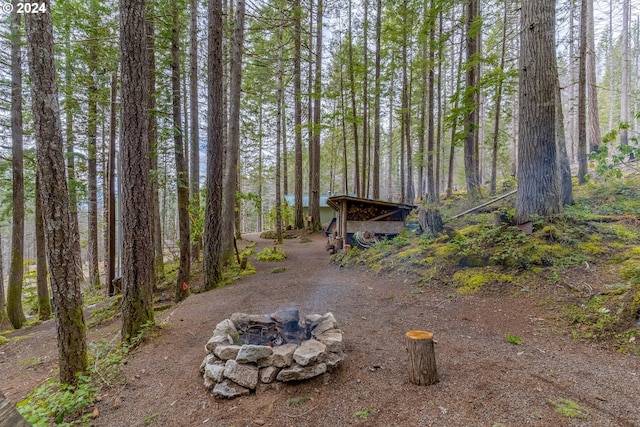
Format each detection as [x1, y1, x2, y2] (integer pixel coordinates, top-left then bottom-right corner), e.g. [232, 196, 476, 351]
[201, 310, 345, 399]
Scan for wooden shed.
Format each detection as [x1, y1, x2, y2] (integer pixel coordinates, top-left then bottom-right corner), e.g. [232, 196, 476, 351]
[326, 196, 415, 249]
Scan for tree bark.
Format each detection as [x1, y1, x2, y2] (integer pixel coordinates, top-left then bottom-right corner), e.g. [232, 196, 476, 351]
[203, 0, 225, 290]
[309, 0, 322, 231]
[172, 1, 191, 302]
[275, 7, 284, 244]
[190, 0, 201, 260]
[405, 330, 439, 386]
[87, 29, 100, 291]
[373, 0, 382, 199]
[490, 0, 508, 195]
[516, 0, 562, 224]
[120, 0, 155, 342]
[556, 85, 573, 206]
[107, 70, 117, 297]
[8, 4, 25, 329]
[347, 0, 360, 197]
[426, 2, 436, 203]
[463, 0, 481, 200]
[35, 175, 51, 320]
[585, 0, 600, 153]
[222, 0, 245, 259]
[620, 0, 630, 149]
[362, 0, 369, 198]
[146, 10, 164, 282]
[577, 0, 588, 184]
[25, 0, 88, 384]
[0, 234, 5, 317]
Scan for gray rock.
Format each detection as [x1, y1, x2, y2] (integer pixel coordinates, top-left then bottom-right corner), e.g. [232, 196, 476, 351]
[223, 359, 259, 389]
[205, 334, 233, 353]
[200, 354, 217, 373]
[236, 345, 273, 363]
[204, 362, 226, 383]
[311, 313, 338, 337]
[213, 319, 237, 337]
[214, 345, 241, 361]
[305, 314, 322, 326]
[230, 313, 273, 327]
[276, 363, 327, 382]
[324, 352, 345, 372]
[212, 379, 250, 399]
[259, 366, 280, 384]
[271, 343, 298, 368]
[316, 330, 344, 353]
[203, 374, 216, 390]
[293, 340, 326, 366]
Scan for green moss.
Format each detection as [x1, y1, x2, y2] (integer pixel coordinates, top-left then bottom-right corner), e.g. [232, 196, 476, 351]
[540, 225, 560, 241]
[432, 244, 457, 258]
[620, 261, 640, 282]
[578, 235, 605, 255]
[256, 247, 287, 261]
[0, 336, 8, 346]
[396, 247, 421, 260]
[602, 224, 639, 241]
[452, 269, 513, 294]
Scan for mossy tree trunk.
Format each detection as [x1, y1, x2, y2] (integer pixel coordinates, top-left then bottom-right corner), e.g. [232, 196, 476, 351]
[0, 234, 5, 318]
[25, 0, 88, 385]
[8, 4, 25, 330]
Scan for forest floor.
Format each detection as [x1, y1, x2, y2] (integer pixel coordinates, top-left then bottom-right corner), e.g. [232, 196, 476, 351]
[1, 230, 640, 426]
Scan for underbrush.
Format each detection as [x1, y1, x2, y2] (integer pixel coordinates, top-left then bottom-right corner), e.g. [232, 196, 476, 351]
[17, 321, 157, 426]
[332, 177, 640, 354]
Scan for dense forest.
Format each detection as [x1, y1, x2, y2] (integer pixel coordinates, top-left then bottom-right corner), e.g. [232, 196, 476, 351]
[0, 0, 639, 391]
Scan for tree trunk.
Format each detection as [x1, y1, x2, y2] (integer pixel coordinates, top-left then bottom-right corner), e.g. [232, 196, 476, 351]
[257, 103, 264, 232]
[203, 0, 225, 290]
[190, 0, 201, 261]
[426, 2, 436, 203]
[25, 0, 88, 384]
[172, 1, 191, 302]
[447, 25, 464, 198]
[556, 85, 574, 206]
[577, 0, 588, 184]
[107, 70, 117, 297]
[387, 68, 394, 201]
[490, 0, 508, 195]
[0, 234, 5, 317]
[405, 330, 439, 386]
[276, 7, 284, 244]
[463, 0, 481, 200]
[119, 0, 155, 342]
[585, 0, 600, 153]
[516, 0, 562, 224]
[373, 0, 382, 199]
[620, 0, 630, 149]
[362, 0, 369, 198]
[35, 175, 51, 320]
[293, 0, 304, 229]
[147, 11, 164, 282]
[223, 0, 245, 259]
[347, 0, 360, 198]
[309, 0, 322, 231]
[8, 5, 25, 329]
[87, 34, 100, 291]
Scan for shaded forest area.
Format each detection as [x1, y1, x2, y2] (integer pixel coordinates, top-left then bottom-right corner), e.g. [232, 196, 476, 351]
[0, 0, 640, 422]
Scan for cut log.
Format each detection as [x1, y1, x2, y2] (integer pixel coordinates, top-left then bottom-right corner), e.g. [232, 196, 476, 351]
[0, 391, 29, 427]
[405, 330, 439, 386]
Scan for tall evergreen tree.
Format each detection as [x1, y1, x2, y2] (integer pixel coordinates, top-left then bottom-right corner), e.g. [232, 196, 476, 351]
[119, 0, 155, 341]
[25, 0, 88, 384]
[516, 0, 562, 223]
[8, 2, 26, 329]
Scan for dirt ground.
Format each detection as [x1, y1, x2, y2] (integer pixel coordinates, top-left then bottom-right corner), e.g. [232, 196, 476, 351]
[1, 231, 639, 426]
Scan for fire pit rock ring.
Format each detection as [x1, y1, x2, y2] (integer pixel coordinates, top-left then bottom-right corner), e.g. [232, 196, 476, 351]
[200, 309, 345, 399]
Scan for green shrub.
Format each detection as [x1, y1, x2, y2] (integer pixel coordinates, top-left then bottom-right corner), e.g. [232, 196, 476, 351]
[256, 247, 287, 261]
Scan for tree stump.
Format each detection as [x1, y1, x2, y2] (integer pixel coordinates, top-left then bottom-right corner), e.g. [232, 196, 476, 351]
[0, 391, 29, 427]
[405, 330, 439, 386]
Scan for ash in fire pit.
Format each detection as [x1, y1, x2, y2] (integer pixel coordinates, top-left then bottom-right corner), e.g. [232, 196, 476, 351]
[201, 310, 345, 399]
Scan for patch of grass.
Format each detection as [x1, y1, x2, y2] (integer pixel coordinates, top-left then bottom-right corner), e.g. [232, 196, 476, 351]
[19, 356, 42, 367]
[452, 269, 513, 294]
[0, 336, 8, 346]
[86, 295, 122, 328]
[256, 247, 287, 261]
[299, 237, 313, 243]
[353, 406, 373, 419]
[506, 334, 522, 345]
[270, 267, 286, 274]
[549, 398, 589, 419]
[286, 396, 311, 406]
[143, 413, 158, 425]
